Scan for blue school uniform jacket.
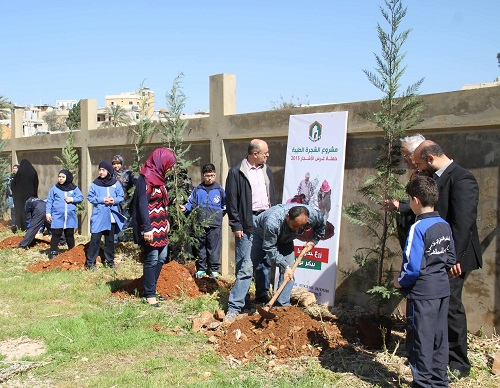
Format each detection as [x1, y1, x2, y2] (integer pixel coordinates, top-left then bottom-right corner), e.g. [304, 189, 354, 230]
[397, 211, 456, 300]
[183, 182, 226, 227]
[46, 185, 84, 229]
[87, 182, 124, 233]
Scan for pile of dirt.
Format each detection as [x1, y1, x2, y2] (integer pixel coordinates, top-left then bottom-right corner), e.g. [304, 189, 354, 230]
[0, 236, 50, 250]
[116, 261, 203, 299]
[26, 244, 97, 272]
[19, 239, 221, 300]
[198, 306, 348, 362]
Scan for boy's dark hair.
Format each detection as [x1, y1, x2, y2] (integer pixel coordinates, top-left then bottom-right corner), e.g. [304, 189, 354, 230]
[406, 176, 439, 207]
[288, 205, 310, 220]
[202, 163, 216, 174]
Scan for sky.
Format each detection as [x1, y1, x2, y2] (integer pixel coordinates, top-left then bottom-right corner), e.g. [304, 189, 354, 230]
[1, 0, 499, 114]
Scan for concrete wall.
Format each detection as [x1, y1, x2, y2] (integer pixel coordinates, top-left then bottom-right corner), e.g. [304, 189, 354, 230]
[3, 74, 500, 336]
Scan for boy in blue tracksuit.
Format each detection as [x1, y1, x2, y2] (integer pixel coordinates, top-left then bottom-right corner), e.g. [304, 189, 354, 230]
[180, 163, 225, 278]
[394, 176, 456, 387]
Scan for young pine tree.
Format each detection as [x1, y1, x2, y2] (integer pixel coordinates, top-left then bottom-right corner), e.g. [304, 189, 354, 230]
[158, 73, 204, 262]
[343, 0, 425, 312]
[131, 82, 156, 176]
[66, 101, 81, 130]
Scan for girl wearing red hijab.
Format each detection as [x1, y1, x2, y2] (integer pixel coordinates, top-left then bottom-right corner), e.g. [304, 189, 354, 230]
[132, 148, 177, 307]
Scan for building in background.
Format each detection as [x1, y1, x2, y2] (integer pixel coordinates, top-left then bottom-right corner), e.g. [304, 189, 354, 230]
[105, 87, 155, 117]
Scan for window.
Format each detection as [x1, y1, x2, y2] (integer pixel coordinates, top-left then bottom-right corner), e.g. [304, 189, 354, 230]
[111, 102, 115, 106]
[129, 101, 133, 105]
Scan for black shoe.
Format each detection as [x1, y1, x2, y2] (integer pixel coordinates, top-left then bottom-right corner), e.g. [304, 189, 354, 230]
[84, 265, 97, 271]
[255, 294, 272, 304]
[49, 251, 58, 260]
[149, 303, 160, 308]
[157, 296, 167, 301]
[11, 225, 17, 233]
[448, 368, 470, 381]
[105, 263, 119, 269]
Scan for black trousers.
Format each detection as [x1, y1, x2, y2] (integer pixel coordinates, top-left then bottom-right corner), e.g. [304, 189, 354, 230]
[86, 224, 116, 267]
[18, 206, 47, 248]
[448, 273, 471, 373]
[406, 297, 449, 387]
[195, 226, 222, 272]
[50, 228, 75, 252]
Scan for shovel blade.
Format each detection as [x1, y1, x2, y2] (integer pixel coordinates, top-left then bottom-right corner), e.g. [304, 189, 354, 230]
[257, 305, 276, 320]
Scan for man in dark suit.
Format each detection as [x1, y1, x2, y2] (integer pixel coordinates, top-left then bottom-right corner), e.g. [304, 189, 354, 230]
[414, 140, 482, 379]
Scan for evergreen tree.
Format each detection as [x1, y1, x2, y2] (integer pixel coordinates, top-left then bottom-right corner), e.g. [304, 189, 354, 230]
[0, 127, 10, 215]
[158, 73, 203, 262]
[66, 100, 81, 130]
[131, 83, 156, 176]
[343, 0, 425, 312]
[0, 95, 12, 215]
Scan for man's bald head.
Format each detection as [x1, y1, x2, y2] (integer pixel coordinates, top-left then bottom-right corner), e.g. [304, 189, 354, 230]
[414, 140, 448, 173]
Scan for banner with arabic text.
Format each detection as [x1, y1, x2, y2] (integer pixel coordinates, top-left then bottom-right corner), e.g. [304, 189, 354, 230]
[281, 112, 348, 305]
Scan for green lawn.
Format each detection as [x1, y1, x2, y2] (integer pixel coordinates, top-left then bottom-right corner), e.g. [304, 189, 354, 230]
[0, 230, 497, 387]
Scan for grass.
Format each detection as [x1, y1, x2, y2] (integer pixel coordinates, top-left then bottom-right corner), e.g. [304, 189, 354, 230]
[0, 229, 499, 387]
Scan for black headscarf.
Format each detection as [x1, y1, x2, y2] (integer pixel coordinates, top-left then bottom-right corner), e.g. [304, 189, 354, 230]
[56, 169, 77, 191]
[93, 161, 117, 187]
[11, 159, 39, 230]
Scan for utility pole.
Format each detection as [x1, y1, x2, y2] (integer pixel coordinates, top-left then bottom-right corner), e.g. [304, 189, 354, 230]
[497, 53, 500, 67]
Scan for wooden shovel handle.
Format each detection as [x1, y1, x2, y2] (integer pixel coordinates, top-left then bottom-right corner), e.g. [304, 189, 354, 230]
[265, 246, 310, 308]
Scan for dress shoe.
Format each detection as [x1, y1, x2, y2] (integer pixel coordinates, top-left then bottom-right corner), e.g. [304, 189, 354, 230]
[255, 294, 272, 304]
[157, 296, 167, 301]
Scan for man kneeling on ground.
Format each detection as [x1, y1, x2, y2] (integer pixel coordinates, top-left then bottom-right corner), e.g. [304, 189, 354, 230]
[224, 204, 326, 323]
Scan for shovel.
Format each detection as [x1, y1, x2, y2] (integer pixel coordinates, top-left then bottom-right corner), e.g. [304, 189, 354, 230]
[257, 246, 310, 320]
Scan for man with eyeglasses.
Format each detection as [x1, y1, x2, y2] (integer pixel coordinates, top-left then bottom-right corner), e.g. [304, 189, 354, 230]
[224, 204, 326, 323]
[225, 139, 276, 320]
[383, 134, 426, 249]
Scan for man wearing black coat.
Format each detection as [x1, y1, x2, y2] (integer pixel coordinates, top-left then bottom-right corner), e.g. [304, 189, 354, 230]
[414, 140, 482, 379]
[225, 139, 276, 316]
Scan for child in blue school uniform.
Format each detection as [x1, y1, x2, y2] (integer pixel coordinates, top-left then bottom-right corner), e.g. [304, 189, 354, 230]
[180, 163, 226, 278]
[46, 169, 84, 259]
[394, 176, 456, 387]
[85, 161, 124, 270]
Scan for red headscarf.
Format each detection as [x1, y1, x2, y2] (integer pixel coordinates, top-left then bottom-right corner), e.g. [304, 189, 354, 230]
[140, 148, 177, 206]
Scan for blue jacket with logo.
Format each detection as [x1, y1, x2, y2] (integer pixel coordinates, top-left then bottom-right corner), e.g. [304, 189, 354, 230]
[183, 182, 226, 228]
[397, 211, 456, 300]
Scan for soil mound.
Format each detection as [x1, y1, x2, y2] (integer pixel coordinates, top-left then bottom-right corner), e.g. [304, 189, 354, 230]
[0, 236, 50, 249]
[116, 261, 203, 299]
[26, 244, 100, 272]
[212, 306, 348, 362]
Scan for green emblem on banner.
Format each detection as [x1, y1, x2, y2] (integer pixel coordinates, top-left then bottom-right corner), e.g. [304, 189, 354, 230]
[308, 121, 322, 142]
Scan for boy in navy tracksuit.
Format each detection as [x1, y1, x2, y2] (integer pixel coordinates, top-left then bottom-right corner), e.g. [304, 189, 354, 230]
[394, 176, 456, 387]
[180, 164, 226, 278]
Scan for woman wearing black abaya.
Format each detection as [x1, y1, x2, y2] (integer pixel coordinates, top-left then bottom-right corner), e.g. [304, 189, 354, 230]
[11, 159, 39, 231]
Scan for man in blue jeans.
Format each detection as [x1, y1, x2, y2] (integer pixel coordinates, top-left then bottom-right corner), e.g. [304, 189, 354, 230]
[224, 204, 326, 323]
[225, 139, 276, 310]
